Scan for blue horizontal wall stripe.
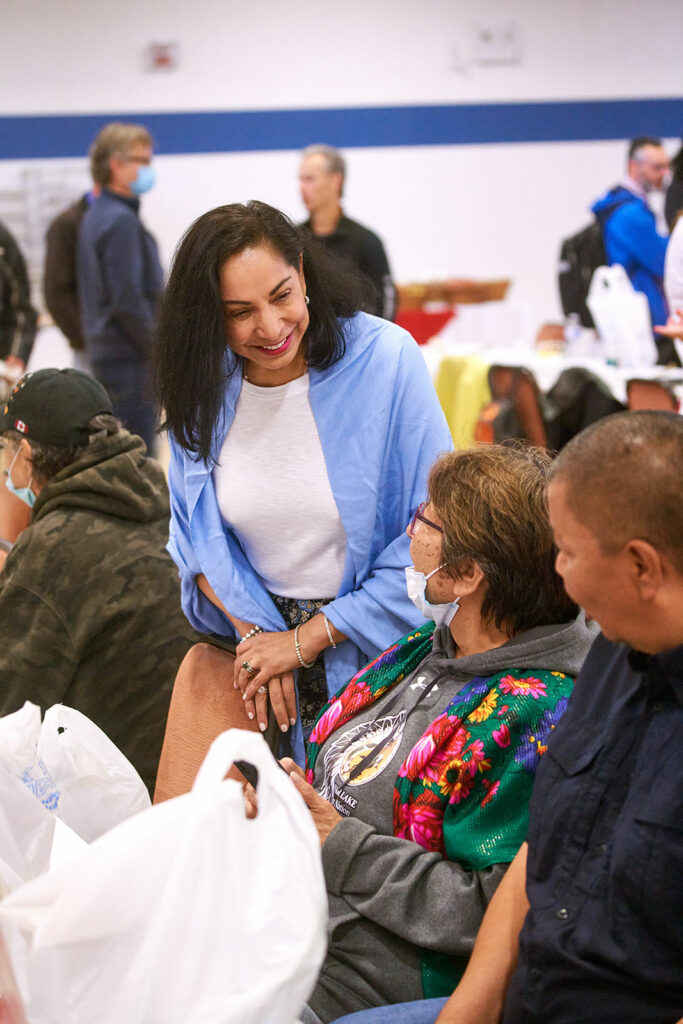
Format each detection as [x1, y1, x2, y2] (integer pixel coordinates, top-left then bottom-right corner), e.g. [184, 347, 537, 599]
[1, 97, 681, 160]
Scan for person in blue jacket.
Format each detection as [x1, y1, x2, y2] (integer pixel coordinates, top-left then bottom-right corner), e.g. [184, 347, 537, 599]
[155, 201, 452, 764]
[592, 137, 670, 358]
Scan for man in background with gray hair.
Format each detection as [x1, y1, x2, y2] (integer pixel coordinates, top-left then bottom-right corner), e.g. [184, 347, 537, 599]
[78, 123, 163, 453]
[299, 144, 396, 320]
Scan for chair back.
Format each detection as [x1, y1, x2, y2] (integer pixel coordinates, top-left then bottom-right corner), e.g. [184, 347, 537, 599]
[476, 366, 547, 448]
[626, 378, 679, 412]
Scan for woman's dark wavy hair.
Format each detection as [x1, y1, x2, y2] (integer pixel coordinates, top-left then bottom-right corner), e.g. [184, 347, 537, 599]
[155, 200, 373, 462]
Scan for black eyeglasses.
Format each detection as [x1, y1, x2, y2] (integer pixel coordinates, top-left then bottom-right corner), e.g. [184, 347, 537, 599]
[408, 501, 443, 538]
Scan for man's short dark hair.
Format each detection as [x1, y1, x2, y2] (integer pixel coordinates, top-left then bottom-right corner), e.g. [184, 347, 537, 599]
[629, 136, 663, 161]
[550, 411, 683, 574]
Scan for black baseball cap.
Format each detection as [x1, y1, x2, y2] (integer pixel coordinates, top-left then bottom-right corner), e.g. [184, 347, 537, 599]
[0, 369, 113, 448]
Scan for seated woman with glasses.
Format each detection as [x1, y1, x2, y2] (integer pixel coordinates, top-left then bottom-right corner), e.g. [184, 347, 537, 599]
[279, 444, 596, 1024]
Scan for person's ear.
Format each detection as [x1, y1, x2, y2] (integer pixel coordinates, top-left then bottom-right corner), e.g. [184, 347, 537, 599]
[624, 539, 664, 601]
[18, 438, 33, 465]
[445, 559, 485, 600]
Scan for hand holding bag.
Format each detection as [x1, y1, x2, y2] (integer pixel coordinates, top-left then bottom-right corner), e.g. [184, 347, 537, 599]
[0, 729, 327, 1024]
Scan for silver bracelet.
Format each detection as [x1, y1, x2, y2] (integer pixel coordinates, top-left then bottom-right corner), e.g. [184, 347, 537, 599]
[294, 623, 315, 669]
[323, 615, 337, 649]
[240, 625, 264, 643]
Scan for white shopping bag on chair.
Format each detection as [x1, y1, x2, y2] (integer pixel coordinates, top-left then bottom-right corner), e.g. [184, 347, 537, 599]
[0, 729, 327, 1024]
[587, 264, 658, 367]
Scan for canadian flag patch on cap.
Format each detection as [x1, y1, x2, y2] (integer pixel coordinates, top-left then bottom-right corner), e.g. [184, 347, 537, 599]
[14, 419, 28, 434]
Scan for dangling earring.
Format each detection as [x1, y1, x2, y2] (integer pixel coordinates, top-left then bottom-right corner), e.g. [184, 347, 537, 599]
[305, 295, 310, 306]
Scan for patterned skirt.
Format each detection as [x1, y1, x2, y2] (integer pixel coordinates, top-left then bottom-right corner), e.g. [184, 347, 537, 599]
[270, 594, 333, 744]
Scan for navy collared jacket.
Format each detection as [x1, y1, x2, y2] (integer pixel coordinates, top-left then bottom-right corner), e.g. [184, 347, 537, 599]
[505, 633, 683, 1023]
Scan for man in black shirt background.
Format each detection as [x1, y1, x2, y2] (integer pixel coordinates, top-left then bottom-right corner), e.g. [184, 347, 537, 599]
[299, 144, 396, 321]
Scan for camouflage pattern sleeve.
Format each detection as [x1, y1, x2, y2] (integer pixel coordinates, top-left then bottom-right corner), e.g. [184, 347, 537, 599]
[0, 582, 79, 714]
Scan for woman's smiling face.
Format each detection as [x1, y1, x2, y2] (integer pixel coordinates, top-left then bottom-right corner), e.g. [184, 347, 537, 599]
[220, 244, 309, 386]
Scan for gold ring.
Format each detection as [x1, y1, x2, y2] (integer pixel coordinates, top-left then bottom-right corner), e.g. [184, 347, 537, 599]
[257, 685, 267, 695]
[242, 661, 257, 675]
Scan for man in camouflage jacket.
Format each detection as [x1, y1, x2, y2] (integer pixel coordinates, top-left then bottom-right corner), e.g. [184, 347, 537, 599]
[0, 368, 196, 794]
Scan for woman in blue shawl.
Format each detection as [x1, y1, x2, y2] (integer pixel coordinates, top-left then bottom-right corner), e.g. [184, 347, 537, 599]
[155, 201, 452, 763]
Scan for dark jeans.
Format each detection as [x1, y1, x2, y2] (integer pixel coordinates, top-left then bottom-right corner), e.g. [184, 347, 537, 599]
[93, 360, 158, 455]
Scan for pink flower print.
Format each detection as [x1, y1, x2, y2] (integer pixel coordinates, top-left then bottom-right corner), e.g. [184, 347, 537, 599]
[405, 799, 445, 852]
[429, 710, 464, 748]
[402, 732, 437, 779]
[419, 727, 468, 785]
[480, 779, 500, 807]
[464, 739, 491, 775]
[393, 794, 411, 839]
[309, 696, 344, 742]
[346, 680, 372, 717]
[448, 768, 475, 805]
[497, 704, 510, 717]
[492, 723, 511, 748]
[499, 675, 547, 699]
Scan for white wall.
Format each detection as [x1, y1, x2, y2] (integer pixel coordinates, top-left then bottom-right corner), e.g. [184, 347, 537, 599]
[1, 0, 681, 328]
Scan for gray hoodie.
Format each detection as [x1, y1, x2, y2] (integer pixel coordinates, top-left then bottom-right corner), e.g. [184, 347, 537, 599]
[305, 613, 597, 1024]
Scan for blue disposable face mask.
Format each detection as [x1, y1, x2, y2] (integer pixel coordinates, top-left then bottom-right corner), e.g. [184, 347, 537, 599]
[5, 448, 36, 509]
[405, 564, 460, 627]
[131, 165, 156, 195]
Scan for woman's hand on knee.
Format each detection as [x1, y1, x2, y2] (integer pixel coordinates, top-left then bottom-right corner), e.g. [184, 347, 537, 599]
[243, 671, 297, 734]
[267, 673, 297, 733]
[235, 629, 305, 693]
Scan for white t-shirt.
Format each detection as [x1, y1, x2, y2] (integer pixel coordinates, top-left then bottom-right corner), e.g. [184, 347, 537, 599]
[214, 373, 347, 598]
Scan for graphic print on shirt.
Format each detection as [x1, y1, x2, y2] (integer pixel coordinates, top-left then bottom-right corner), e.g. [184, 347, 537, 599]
[318, 709, 408, 816]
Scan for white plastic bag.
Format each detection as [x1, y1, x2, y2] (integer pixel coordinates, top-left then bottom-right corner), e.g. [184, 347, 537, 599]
[0, 702, 150, 844]
[0, 729, 327, 1024]
[0, 768, 57, 898]
[36, 705, 150, 842]
[0, 702, 149, 892]
[0, 704, 60, 812]
[0, 704, 76, 897]
[587, 264, 658, 367]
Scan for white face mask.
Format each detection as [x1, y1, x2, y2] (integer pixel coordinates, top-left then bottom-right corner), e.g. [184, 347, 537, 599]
[405, 564, 460, 628]
[5, 448, 36, 509]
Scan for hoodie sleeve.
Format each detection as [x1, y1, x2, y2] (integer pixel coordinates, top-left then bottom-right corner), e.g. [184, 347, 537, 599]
[323, 817, 507, 955]
[0, 581, 78, 714]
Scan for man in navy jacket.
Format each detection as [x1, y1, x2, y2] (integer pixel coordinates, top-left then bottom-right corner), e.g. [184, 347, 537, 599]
[78, 123, 163, 453]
